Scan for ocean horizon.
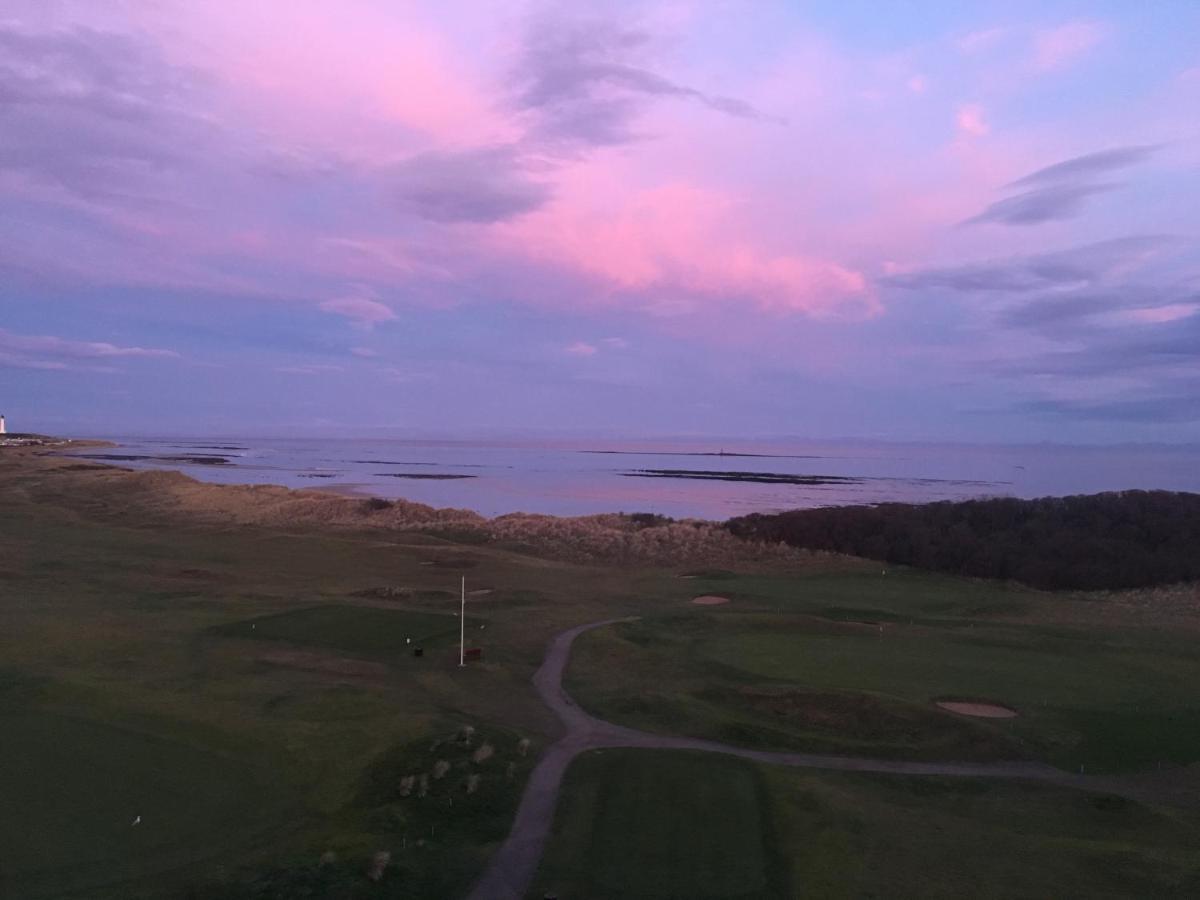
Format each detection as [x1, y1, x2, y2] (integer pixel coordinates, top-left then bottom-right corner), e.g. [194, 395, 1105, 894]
[62, 435, 1200, 520]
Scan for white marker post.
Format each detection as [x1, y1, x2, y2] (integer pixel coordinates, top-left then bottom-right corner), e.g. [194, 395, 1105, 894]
[459, 575, 466, 667]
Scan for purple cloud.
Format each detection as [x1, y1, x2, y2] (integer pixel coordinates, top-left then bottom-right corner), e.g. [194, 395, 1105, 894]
[965, 144, 1160, 227]
[391, 146, 551, 223]
[512, 13, 774, 148]
[0, 328, 178, 370]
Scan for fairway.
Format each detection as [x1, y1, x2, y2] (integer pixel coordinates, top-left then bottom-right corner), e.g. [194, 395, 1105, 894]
[533, 749, 784, 899]
[0, 713, 283, 899]
[214, 604, 484, 660]
[701, 628, 1179, 708]
[768, 768, 1200, 899]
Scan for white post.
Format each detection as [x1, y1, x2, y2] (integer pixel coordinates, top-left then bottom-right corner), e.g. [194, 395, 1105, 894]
[459, 575, 466, 667]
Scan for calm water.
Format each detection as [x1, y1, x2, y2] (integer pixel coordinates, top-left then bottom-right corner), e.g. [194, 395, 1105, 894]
[66, 436, 1200, 520]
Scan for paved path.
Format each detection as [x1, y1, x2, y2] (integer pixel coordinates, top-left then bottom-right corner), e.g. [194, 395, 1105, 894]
[466, 617, 1158, 900]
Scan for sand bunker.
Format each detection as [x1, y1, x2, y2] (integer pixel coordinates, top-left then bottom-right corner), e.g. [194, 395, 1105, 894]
[691, 595, 730, 606]
[936, 700, 1018, 719]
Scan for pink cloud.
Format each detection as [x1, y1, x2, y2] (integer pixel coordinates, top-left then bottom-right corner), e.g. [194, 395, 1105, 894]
[498, 184, 874, 320]
[956, 103, 990, 138]
[1031, 21, 1108, 72]
[564, 341, 598, 356]
[956, 27, 1012, 54]
[139, 2, 511, 154]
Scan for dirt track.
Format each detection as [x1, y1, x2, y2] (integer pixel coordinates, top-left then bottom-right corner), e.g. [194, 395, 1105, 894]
[466, 617, 1167, 900]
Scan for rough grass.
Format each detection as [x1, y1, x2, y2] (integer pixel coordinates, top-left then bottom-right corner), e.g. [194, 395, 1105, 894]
[533, 749, 785, 899]
[194, 722, 536, 899]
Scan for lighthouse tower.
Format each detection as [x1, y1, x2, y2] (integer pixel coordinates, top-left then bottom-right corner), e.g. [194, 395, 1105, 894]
[0, 414, 6, 435]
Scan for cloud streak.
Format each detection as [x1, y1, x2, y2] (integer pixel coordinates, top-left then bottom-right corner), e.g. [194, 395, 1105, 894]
[965, 145, 1160, 226]
[511, 13, 775, 148]
[0, 328, 178, 370]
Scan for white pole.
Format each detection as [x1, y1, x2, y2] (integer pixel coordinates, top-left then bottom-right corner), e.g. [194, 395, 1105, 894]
[459, 575, 465, 667]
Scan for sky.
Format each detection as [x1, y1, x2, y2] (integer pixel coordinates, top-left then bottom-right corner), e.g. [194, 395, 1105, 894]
[1, 0, 1198, 442]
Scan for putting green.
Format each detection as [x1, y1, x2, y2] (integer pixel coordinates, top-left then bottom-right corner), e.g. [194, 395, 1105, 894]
[534, 749, 783, 899]
[0, 713, 282, 899]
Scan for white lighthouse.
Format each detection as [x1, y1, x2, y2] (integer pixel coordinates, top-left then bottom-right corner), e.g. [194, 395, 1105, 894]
[0, 414, 6, 435]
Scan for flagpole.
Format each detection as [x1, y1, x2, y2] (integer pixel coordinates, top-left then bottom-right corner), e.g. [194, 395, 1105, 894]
[459, 575, 465, 667]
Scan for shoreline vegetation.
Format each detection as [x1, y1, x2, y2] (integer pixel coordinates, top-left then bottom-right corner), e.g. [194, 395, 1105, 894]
[6, 442, 818, 569]
[4, 437, 1195, 588]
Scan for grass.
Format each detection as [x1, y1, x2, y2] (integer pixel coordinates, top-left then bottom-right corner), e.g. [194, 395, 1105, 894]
[6, 450, 1200, 896]
[0, 712, 288, 900]
[536, 750, 1200, 899]
[767, 768, 1200, 898]
[194, 721, 537, 899]
[567, 570, 1200, 772]
[0, 451, 696, 897]
[212, 605, 485, 660]
[533, 749, 785, 899]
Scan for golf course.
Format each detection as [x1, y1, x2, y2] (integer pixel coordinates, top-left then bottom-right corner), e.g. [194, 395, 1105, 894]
[2, 448, 1200, 898]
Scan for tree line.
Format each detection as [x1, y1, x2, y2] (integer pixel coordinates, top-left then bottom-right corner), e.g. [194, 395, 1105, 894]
[725, 490, 1200, 590]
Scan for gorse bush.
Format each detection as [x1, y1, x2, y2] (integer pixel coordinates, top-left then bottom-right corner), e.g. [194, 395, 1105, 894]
[726, 490, 1200, 591]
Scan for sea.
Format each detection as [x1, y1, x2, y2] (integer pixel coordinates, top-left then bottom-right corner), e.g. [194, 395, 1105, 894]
[63, 436, 1200, 521]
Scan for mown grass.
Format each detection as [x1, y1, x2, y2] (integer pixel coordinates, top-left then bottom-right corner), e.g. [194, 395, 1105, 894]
[212, 605, 484, 660]
[0, 712, 292, 900]
[533, 749, 786, 899]
[536, 750, 1200, 899]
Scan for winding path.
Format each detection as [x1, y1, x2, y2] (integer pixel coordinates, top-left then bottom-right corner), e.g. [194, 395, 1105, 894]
[466, 618, 1160, 900]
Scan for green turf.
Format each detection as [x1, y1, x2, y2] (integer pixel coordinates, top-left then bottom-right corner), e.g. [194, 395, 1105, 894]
[212, 605, 485, 660]
[567, 573, 1200, 772]
[533, 749, 784, 899]
[768, 769, 1200, 899]
[0, 713, 284, 900]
